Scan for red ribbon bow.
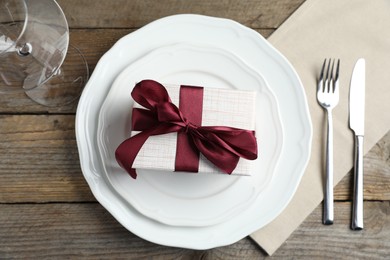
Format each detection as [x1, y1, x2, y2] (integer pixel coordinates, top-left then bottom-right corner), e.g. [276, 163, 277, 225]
[115, 80, 258, 179]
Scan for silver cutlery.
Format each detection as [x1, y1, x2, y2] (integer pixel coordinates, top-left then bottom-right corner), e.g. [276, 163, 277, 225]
[349, 58, 366, 230]
[317, 58, 340, 225]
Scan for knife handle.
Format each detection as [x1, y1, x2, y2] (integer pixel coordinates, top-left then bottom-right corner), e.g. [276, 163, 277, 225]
[352, 135, 364, 230]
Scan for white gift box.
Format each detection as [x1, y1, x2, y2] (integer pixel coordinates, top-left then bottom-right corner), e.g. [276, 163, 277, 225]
[132, 84, 257, 176]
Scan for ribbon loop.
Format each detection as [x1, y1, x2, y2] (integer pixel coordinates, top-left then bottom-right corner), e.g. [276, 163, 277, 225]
[115, 80, 258, 179]
[156, 102, 185, 124]
[132, 80, 171, 109]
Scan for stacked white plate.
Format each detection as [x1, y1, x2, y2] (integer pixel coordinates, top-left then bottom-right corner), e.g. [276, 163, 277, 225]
[76, 14, 312, 249]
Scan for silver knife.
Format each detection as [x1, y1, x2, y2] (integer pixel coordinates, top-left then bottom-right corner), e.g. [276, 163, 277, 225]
[349, 58, 365, 230]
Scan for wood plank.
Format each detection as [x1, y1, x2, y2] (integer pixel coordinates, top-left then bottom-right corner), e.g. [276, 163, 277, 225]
[0, 28, 274, 114]
[0, 201, 388, 258]
[0, 115, 94, 203]
[0, 116, 389, 203]
[0, 203, 202, 259]
[206, 201, 390, 259]
[58, 0, 305, 29]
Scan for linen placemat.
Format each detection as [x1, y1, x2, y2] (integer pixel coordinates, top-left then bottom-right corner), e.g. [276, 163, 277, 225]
[250, 0, 390, 255]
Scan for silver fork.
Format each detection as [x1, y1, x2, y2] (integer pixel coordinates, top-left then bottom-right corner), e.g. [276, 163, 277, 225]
[317, 58, 340, 225]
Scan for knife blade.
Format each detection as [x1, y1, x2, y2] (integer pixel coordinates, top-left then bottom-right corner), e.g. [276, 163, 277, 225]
[349, 58, 365, 230]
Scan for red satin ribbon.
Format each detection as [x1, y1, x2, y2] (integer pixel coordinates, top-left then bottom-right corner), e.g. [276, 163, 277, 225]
[115, 80, 258, 179]
[175, 85, 203, 172]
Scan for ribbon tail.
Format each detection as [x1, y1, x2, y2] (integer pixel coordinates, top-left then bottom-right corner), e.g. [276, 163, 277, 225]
[115, 124, 182, 179]
[199, 127, 258, 160]
[191, 136, 240, 174]
[115, 128, 156, 179]
[190, 127, 258, 174]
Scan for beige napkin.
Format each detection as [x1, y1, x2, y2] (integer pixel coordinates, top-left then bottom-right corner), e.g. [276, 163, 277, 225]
[250, 0, 390, 255]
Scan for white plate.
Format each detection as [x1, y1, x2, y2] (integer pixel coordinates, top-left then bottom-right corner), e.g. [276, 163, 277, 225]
[97, 43, 283, 227]
[76, 14, 312, 249]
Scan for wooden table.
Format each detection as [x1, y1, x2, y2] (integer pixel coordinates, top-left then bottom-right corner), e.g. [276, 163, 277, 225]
[1, 0, 389, 258]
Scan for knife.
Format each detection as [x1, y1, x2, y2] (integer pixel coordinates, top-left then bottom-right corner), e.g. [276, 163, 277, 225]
[349, 58, 365, 230]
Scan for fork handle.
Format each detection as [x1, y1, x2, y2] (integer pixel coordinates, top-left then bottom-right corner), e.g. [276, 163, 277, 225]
[352, 135, 364, 230]
[323, 110, 334, 225]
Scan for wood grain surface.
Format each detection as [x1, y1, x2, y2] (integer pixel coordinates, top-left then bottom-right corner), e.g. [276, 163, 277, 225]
[0, 0, 389, 258]
[1, 202, 389, 259]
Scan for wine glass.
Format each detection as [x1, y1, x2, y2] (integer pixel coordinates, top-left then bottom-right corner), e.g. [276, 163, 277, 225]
[0, 0, 88, 107]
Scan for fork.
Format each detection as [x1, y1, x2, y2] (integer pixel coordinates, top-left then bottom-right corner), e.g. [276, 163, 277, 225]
[317, 58, 340, 225]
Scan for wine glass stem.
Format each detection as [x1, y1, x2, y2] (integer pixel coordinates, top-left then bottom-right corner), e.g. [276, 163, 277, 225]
[17, 42, 32, 56]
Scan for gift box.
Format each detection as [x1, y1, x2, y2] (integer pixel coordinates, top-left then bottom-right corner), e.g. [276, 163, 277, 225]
[115, 80, 258, 179]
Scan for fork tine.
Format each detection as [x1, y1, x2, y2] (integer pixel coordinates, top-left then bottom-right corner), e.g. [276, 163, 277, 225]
[319, 59, 327, 92]
[333, 59, 340, 93]
[334, 59, 340, 81]
[325, 59, 332, 92]
[329, 59, 335, 93]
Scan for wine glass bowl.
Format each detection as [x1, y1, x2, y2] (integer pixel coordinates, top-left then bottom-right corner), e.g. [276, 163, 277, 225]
[0, 0, 27, 90]
[0, 0, 26, 54]
[0, 0, 88, 106]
